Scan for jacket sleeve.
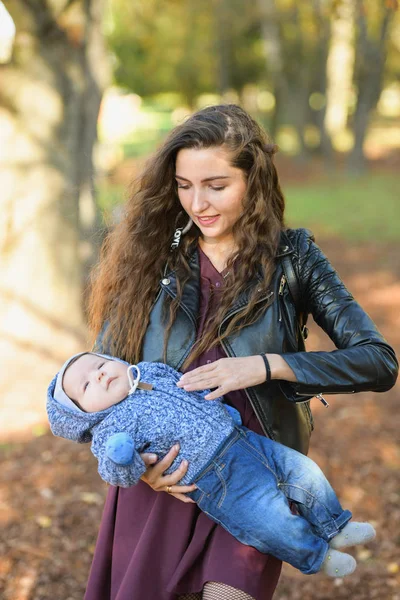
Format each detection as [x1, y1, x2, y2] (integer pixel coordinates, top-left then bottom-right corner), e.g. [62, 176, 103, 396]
[92, 429, 147, 488]
[97, 449, 146, 488]
[92, 321, 111, 354]
[280, 230, 398, 401]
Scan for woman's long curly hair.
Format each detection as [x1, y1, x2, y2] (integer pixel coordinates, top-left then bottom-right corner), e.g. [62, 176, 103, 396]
[88, 104, 286, 369]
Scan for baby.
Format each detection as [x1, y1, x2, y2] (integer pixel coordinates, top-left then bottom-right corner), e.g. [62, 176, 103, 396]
[47, 352, 376, 578]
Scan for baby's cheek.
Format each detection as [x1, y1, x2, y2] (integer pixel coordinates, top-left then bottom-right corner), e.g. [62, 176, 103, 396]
[114, 382, 130, 403]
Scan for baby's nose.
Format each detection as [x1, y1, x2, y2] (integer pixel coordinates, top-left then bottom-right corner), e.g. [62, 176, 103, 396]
[96, 368, 106, 381]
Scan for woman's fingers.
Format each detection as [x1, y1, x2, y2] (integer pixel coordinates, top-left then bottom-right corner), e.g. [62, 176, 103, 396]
[177, 364, 217, 388]
[149, 444, 181, 475]
[168, 483, 197, 503]
[169, 483, 197, 494]
[177, 356, 267, 395]
[203, 387, 224, 401]
[139, 448, 198, 504]
[140, 452, 158, 467]
[154, 457, 189, 487]
[170, 492, 196, 503]
[177, 360, 230, 396]
[140, 444, 190, 491]
[179, 376, 219, 392]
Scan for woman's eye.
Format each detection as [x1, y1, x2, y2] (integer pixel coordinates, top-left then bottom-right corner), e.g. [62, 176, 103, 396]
[177, 183, 189, 189]
[211, 186, 225, 191]
[84, 382, 89, 392]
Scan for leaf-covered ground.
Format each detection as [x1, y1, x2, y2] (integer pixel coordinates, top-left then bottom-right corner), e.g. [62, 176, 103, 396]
[1, 237, 399, 600]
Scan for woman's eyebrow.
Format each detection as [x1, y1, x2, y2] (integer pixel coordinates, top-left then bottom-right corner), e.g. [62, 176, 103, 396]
[175, 175, 231, 183]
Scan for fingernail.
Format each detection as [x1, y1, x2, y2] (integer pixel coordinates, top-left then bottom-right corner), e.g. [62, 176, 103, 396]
[148, 454, 157, 461]
[174, 444, 180, 450]
[182, 459, 188, 466]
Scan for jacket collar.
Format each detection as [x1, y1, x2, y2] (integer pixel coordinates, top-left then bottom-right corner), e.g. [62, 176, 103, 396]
[276, 229, 295, 257]
[161, 230, 293, 322]
[161, 249, 201, 324]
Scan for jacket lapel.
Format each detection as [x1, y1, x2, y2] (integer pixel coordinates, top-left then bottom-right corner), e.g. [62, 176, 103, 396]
[161, 230, 295, 324]
[161, 248, 201, 324]
[225, 231, 295, 315]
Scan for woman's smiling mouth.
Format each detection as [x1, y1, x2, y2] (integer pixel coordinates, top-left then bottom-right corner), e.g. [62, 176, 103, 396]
[197, 215, 220, 226]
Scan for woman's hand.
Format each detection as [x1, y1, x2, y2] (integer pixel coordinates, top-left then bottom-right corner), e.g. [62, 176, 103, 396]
[176, 355, 296, 400]
[140, 444, 197, 503]
[176, 356, 266, 400]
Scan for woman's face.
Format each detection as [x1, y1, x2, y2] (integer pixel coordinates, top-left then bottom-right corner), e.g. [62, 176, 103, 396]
[175, 146, 247, 247]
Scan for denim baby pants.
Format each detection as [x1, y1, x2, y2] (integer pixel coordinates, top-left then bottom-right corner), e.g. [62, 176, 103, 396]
[187, 409, 352, 575]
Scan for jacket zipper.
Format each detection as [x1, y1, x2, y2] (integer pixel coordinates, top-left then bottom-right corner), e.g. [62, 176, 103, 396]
[219, 290, 274, 330]
[219, 337, 273, 439]
[278, 274, 286, 322]
[278, 274, 329, 407]
[295, 390, 356, 395]
[217, 290, 276, 440]
[296, 390, 356, 408]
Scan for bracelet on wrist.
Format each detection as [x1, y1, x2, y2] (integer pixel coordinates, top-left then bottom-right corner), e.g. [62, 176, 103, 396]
[259, 354, 271, 383]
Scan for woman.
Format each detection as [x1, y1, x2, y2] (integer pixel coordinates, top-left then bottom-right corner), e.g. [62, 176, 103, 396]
[86, 105, 397, 600]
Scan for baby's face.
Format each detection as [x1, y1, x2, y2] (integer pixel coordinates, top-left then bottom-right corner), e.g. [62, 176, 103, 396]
[63, 354, 130, 413]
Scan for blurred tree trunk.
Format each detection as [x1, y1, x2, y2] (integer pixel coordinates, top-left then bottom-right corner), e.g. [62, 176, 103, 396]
[180, 0, 198, 109]
[348, 0, 394, 172]
[324, 2, 355, 155]
[0, 0, 109, 437]
[285, 2, 310, 159]
[213, 0, 232, 96]
[257, 0, 287, 139]
[309, 0, 333, 162]
[258, 0, 331, 161]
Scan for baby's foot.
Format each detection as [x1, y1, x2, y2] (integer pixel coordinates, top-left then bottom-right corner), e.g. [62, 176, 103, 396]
[322, 548, 357, 578]
[330, 522, 376, 550]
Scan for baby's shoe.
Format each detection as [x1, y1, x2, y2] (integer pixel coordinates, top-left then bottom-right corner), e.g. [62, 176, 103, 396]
[322, 548, 357, 578]
[330, 522, 376, 550]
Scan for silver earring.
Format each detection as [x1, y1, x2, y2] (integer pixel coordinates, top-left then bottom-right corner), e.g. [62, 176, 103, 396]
[170, 216, 193, 250]
[181, 217, 193, 235]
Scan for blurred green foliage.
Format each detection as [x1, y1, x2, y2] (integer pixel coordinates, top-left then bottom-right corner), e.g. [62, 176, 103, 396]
[107, 0, 266, 106]
[97, 0, 400, 241]
[105, 0, 400, 170]
[120, 100, 173, 158]
[285, 173, 399, 241]
[97, 182, 126, 213]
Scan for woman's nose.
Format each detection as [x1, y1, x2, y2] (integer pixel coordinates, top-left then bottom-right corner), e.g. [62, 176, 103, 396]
[191, 188, 210, 213]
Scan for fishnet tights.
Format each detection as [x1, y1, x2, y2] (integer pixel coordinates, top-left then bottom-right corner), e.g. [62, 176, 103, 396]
[178, 581, 256, 600]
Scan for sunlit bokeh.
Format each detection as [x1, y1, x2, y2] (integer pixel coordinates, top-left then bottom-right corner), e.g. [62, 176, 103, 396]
[0, 1, 15, 63]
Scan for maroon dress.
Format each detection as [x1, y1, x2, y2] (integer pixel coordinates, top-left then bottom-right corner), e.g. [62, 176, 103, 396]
[84, 247, 282, 600]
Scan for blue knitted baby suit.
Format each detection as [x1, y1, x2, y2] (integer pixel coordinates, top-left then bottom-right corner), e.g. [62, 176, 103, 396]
[47, 360, 235, 488]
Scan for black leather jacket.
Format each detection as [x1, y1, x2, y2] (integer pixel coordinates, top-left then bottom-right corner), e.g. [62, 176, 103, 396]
[120, 228, 398, 455]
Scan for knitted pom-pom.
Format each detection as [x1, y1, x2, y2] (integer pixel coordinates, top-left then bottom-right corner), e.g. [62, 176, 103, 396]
[106, 432, 135, 465]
